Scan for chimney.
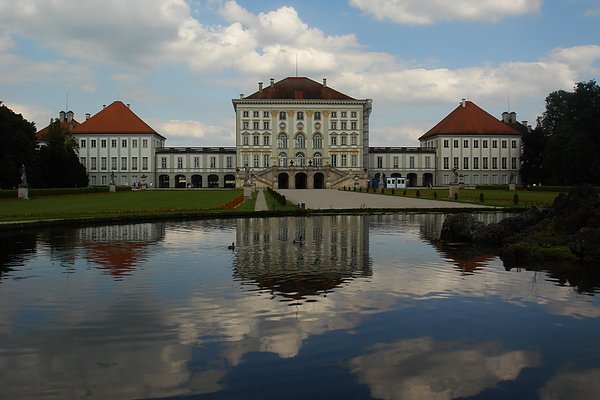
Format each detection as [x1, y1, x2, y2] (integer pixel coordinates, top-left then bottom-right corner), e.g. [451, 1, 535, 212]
[239, 93, 244, 99]
[270, 78, 274, 87]
[510, 111, 516, 123]
[126, 103, 131, 109]
[461, 98, 466, 108]
[258, 81, 263, 94]
[102, 104, 106, 109]
[85, 113, 91, 120]
[501, 112, 510, 123]
[323, 78, 327, 87]
[521, 120, 528, 127]
[66, 111, 74, 122]
[59, 111, 66, 121]
[50, 118, 54, 123]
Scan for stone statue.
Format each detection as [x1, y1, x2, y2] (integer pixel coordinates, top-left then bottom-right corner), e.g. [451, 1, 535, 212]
[110, 171, 116, 185]
[451, 166, 459, 184]
[20, 164, 28, 186]
[243, 164, 250, 185]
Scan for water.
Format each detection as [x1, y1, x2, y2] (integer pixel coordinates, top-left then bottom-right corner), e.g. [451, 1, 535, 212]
[1, 214, 599, 400]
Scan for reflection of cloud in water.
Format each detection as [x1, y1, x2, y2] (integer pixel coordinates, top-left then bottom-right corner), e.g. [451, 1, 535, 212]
[348, 337, 541, 400]
[539, 368, 600, 400]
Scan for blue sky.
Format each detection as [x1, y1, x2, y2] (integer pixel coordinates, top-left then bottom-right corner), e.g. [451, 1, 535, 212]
[1, 0, 599, 146]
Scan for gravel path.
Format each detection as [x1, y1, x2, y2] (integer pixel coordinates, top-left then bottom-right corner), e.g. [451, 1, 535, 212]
[278, 189, 492, 210]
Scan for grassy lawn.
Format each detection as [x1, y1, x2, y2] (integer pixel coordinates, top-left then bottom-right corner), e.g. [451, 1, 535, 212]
[370, 188, 561, 208]
[0, 190, 249, 222]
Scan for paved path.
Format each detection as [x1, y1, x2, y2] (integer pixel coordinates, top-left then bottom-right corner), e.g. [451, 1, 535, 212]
[277, 189, 492, 210]
[254, 189, 268, 211]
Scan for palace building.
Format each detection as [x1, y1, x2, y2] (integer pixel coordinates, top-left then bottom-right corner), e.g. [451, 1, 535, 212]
[38, 77, 527, 189]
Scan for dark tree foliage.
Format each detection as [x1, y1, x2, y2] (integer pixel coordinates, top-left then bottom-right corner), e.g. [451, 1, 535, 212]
[520, 126, 547, 185]
[0, 102, 37, 189]
[531, 80, 600, 185]
[31, 121, 88, 188]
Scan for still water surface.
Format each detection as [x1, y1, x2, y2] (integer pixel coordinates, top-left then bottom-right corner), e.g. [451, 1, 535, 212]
[1, 214, 599, 399]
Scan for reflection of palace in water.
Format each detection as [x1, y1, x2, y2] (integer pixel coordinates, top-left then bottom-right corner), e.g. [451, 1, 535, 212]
[233, 215, 372, 301]
[77, 223, 165, 278]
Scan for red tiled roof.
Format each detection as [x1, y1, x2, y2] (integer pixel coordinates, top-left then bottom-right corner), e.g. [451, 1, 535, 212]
[245, 77, 355, 100]
[419, 100, 521, 140]
[35, 119, 80, 140]
[72, 101, 163, 137]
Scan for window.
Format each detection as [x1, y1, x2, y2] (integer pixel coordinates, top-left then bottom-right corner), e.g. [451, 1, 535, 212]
[121, 139, 127, 148]
[341, 154, 347, 167]
[253, 135, 260, 146]
[80, 139, 86, 148]
[101, 157, 107, 170]
[483, 157, 488, 169]
[409, 156, 415, 168]
[80, 157, 86, 166]
[252, 153, 258, 168]
[111, 157, 117, 170]
[393, 156, 399, 169]
[351, 136, 357, 145]
[278, 153, 287, 167]
[453, 140, 459, 148]
[341, 121, 347, 130]
[161, 157, 167, 169]
[194, 157, 200, 168]
[501, 157, 507, 169]
[377, 156, 383, 168]
[492, 140, 498, 149]
[474, 157, 479, 169]
[142, 139, 148, 148]
[351, 122, 357, 130]
[463, 157, 469, 169]
[177, 157, 183, 169]
[331, 136, 337, 146]
[91, 176, 96, 185]
[101, 139, 107, 148]
[227, 156, 233, 168]
[243, 111, 249, 117]
[253, 111, 259, 118]
[279, 111, 286, 120]
[330, 121, 337, 130]
[91, 140, 97, 148]
[443, 157, 449, 169]
[132, 139, 137, 148]
[492, 157, 498, 169]
[263, 121, 270, 130]
[511, 157, 517, 169]
[351, 111, 357, 118]
[263, 154, 269, 167]
[331, 111, 337, 118]
[313, 153, 322, 166]
[243, 154, 249, 167]
[277, 134, 288, 148]
[453, 157, 459, 168]
[483, 140, 488, 148]
[132, 157, 138, 170]
[443, 140, 449, 148]
[341, 135, 347, 146]
[243, 122, 249, 130]
[474, 140, 479, 148]
[142, 157, 148, 170]
[297, 111, 304, 120]
[314, 112, 321, 120]
[91, 157, 97, 170]
[341, 111, 347, 118]
[463, 140, 468, 148]
[313, 134, 322, 149]
[295, 153, 305, 166]
[111, 139, 117, 148]
[502, 140, 507, 149]
[512, 140, 517, 149]
[295, 134, 306, 149]
[253, 121, 259, 130]
[351, 154, 358, 167]
[331, 154, 338, 167]
[263, 111, 269, 118]
[263, 136, 270, 146]
[121, 157, 127, 170]
[425, 156, 431, 168]
[243, 136, 249, 146]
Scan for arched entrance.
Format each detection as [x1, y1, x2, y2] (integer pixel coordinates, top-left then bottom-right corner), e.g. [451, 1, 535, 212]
[391, 172, 402, 178]
[423, 173, 434, 188]
[295, 172, 307, 189]
[407, 173, 417, 187]
[159, 175, 170, 188]
[224, 174, 236, 188]
[278, 173, 289, 189]
[372, 172, 381, 189]
[208, 174, 219, 188]
[175, 174, 186, 188]
[191, 175, 202, 188]
[314, 172, 324, 189]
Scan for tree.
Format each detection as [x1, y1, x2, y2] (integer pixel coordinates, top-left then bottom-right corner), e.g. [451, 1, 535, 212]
[520, 125, 547, 185]
[531, 80, 600, 185]
[31, 120, 88, 188]
[0, 102, 36, 189]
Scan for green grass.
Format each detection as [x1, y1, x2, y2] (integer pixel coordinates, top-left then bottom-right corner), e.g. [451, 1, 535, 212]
[0, 190, 248, 222]
[372, 188, 561, 208]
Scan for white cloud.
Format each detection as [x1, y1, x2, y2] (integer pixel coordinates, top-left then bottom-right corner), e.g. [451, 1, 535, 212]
[152, 119, 235, 146]
[349, 0, 542, 25]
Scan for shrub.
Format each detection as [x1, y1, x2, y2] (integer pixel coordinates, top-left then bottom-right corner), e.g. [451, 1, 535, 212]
[479, 192, 485, 203]
[513, 193, 519, 205]
[403, 189, 407, 196]
[433, 192, 437, 199]
[381, 187, 385, 194]
[391, 188, 395, 195]
[416, 189, 420, 198]
[453, 192, 459, 200]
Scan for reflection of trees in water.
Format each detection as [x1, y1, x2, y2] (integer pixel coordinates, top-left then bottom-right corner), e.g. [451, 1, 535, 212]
[0, 230, 38, 282]
[233, 216, 372, 302]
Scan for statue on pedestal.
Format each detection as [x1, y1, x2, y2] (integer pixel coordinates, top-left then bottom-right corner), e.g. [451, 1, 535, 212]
[20, 164, 28, 186]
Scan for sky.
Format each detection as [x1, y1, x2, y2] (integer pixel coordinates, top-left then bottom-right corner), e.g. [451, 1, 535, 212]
[1, 0, 599, 147]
